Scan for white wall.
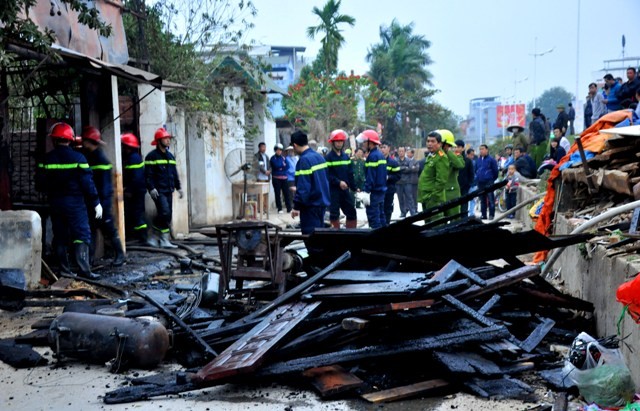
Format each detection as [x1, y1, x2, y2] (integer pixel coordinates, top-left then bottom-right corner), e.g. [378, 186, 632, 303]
[187, 87, 246, 226]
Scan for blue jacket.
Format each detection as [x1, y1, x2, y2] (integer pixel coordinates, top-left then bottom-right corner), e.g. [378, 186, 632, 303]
[293, 148, 330, 209]
[38, 145, 100, 207]
[364, 147, 387, 193]
[606, 81, 622, 111]
[286, 155, 297, 182]
[145, 147, 181, 193]
[270, 154, 288, 179]
[325, 149, 355, 190]
[475, 154, 499, 185]
[85, 148, 113, 203]
[123, 151, 146, 194]
[385, 155, 401, 187]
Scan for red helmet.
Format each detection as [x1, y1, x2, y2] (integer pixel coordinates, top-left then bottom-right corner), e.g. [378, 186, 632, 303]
[151, 127, 172, 145]
[328, 129, 348, 143]
[81, 126, 104, 144]
[356, 129, 381, 145]
[49, 123, 75, 141]
[121, 133, 140, 148]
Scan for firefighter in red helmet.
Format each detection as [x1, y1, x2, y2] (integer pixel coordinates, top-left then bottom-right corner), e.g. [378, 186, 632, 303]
[325, 129, 357, 229]
[144, 127, 183, 248]
[121, 132, 148, 244]
[37, 123, 102, 279]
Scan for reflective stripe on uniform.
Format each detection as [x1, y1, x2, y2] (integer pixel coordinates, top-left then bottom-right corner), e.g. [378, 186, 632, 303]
[387, 166, 401, 172]
[295, 162, 328, 176]
[365, 159, 387, 167]
[38, 163, 89, 169]
[90, 164, 113, 170]
[134, 224, 148, 230]
[326, 160, 351, 167]
[125, 162, 145, 169]
[145, 160, 177, 165]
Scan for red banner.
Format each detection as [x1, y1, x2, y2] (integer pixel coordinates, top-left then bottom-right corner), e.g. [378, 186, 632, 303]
[497, 104, 526, 128]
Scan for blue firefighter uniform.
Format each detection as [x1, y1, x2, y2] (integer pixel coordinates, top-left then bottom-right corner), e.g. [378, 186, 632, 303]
[123, 151, 147, 239]
[145, 147, 181, 234]
[364, 147, 387, 229]
[39, 145, 99, 246]
[293, 147, 330, 235]
[325, 149, 357, 227]
[85, 149, 118, 238]
[384, 155, 401, 225]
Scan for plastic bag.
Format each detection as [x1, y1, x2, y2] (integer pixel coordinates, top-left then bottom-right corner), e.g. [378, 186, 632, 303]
[563, 332, 635, 407]
[529, 198, 544, 220]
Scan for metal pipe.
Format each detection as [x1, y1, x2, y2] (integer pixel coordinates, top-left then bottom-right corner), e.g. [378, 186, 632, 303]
[493, 192, 547, 222]
[541, 199, 640, 277]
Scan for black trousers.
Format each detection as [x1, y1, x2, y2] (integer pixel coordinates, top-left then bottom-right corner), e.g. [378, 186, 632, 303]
[329, 187, 356, 221]
[125, 190, 147, 236]
[272, 178, 291, 212]
[152, 191, 173, 233]
[384, 186, 396, 225]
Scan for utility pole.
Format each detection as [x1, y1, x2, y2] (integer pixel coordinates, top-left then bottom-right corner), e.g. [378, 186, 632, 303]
[530, 37, 555, 108]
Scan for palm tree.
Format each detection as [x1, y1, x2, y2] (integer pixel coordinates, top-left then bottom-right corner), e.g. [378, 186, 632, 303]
[306, 0, 355, 76]
[366, 19, 433, 89]
[366, 20, 434, 143]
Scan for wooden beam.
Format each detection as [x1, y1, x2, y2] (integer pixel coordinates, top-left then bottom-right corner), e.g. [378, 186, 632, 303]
[361, 379, 449, 403]
[302, 365, 364, 398]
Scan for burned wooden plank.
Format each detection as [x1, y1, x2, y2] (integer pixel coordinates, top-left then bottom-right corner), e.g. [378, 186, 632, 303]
[194, 301, 321, 383]
[433, 351, 502, 376]
[478, 294, 501, 316]
[441, 294, 496, 328]
[135, 290, 218, 359]
[513, 282, 593, 311]
[237, 251, 350, 323]
[256, 324, 510, 377]
[517, 317, 556, 353]
[322, 270, 431, 284]
[432, 260, 487, 286]
[14, 329, 50, 346]
[302, 365, 364, 398]
[361, 379, 449, 403]
[454, 265, 540, 301]
[465, 376, 534, 400]
[0, 339, 48, 368]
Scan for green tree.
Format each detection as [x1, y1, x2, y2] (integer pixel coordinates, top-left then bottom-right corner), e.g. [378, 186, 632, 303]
[0, 0, 112, 65]
[366, 20, 437, 144]
[282, 73, 394, 139]
[123, 0, 258, 111]
[306, 0, 355, 77]
[528, 86, 574, 126]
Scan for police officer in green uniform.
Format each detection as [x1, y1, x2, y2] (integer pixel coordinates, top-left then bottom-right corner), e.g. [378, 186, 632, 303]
[439, 129, 465, 218]
[417, 131, 449, 222]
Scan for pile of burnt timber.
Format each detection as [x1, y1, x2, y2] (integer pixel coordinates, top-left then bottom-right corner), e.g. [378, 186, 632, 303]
[562, 131, 640, 199]
[100, 183, 593, 405]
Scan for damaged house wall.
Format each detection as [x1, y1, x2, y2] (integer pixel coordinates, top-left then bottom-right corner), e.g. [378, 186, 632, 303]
[188, 87, 246, 226]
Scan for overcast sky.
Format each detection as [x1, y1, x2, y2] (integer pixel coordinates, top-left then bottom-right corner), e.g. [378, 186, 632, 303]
[246, 0, 640, 117]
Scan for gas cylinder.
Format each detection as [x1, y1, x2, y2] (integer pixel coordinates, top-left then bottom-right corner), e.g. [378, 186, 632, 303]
[48, 312, 170, 370]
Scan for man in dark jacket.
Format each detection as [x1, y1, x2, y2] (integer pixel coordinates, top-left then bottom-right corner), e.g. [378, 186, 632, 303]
[513, 147, 537, 179]
[38, 123, 102, 279]
[325, 129, 356, 229]
[616, 67, 640, 108]
[121, 132, 147, 244]
[529, 108, 548, 168]
[381, 143, 401, 225]
[475, 144, 499, 220]
[254, 142, 271, 214]
[145, 127, 183, 249]
[270, 143, 291, 214]
[396, 147, 417, 217]
[291, 130, 330, 235]
[553, 105, 569, 136]
[456, 140, 474, 216]
[81, 126, 125, 266]
[567, 103, 576, 135]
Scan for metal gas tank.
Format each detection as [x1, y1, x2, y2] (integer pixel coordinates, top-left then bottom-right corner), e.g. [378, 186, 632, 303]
[48, 312, 170, 370]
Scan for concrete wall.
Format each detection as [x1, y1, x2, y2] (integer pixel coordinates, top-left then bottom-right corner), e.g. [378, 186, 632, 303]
[554, 215, 640, 384]
[137, 84, 188, 237]
[0, 211, 42, 288]
[519, 185, 640, 383]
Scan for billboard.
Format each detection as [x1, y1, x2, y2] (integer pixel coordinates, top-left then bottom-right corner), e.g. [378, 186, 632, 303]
[497, 104, 526, 128]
